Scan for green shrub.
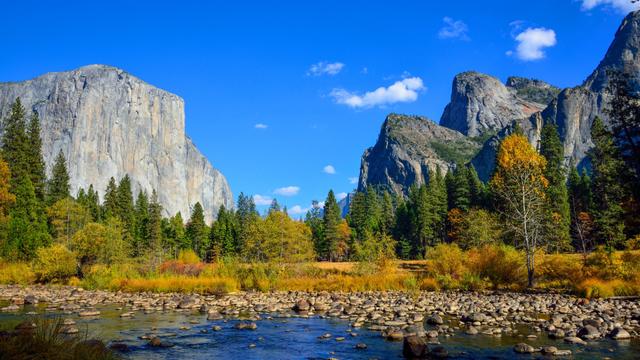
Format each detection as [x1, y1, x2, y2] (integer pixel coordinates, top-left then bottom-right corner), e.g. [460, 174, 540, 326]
[32, 244, 77, 283]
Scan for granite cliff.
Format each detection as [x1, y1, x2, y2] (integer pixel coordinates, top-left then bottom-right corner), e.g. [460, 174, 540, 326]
[0, 65, 233, 222]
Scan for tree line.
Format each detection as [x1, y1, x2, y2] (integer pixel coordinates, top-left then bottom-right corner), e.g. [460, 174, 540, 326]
[0, 71, 638, 286]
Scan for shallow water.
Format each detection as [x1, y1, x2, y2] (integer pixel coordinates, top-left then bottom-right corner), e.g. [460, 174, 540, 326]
[1, 302, 639, 359]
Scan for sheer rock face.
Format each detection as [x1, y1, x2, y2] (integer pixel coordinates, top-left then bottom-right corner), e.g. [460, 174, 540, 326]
[0, 65, 232, 222]
[439, 71, 547, 137]
[358, 114, 480, 195]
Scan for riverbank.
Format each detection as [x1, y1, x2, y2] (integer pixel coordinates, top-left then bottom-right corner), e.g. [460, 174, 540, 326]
[1, 285, 639, 358]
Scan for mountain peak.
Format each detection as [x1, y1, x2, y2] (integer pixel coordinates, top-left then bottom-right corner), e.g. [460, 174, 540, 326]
[585, 10, 640, 91]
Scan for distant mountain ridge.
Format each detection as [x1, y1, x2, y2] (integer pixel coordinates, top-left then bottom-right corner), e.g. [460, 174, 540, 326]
[0, 65, 233, 221]
[358, 10, 640, 194]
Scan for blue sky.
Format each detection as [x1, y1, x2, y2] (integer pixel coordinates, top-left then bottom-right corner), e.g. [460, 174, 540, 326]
[0, 0, 637, 217]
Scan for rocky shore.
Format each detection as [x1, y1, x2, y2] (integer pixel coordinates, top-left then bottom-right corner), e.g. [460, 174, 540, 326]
[1, 285, 639, 357]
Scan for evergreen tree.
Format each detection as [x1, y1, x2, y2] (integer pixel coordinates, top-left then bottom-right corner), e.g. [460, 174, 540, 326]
[85, 185, 101, 221]
[393, 198, 412, 259]
[133, 190, 149, 256]
[116, 175, 135, 246]
[305, 201, 324, 260]
[539, 123, 571, 252]
[347, 191, 368, 244]
[26, 112, 46, 202]
[102, 177, 119, 219]
[269, 199, 281, 214]
[47, 150, 71, 205]
[1, 98, 29, 186]
[163, 212, 186, 257]
[589, 117, 627, 251]
[446, 165, 471, 211]
[467, 165, 486, 208]
[429, 169, 448, 244]
[236, 192, 258, 250]
[568, 165, 594, 255]
[146, 190, 163, 258]
[380, 191, 395, 235]
[322, 190, 342, 261]
[5, 176, 50, 260]
[186, 202, 209, 260]
[210, 205, 238, 258]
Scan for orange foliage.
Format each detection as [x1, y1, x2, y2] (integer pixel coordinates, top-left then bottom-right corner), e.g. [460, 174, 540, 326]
[0, 155, 15, 220]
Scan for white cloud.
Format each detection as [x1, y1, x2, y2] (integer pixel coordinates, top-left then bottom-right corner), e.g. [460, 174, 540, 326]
[438, 17, 470, 40]
[253, 194, 273, 206]
[349, 177, 358, 184]
[323, 165, 336, 174]
[580, 0, 640, 13]
[337, 192, 348, 201]
[307, 61, 345, 76]
[273, 186, 300, 196]
[330, 77, 425, 109]
[509, 27, 557, 61]
[254, 123, 268, 129]
[288, 205, 308, 215]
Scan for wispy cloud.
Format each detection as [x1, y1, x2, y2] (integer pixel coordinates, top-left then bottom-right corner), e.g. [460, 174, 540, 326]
[253, 194, 273, 206]
[337, 192, 348, 201]
[254, 123, 268, 129]
[580, 0, 640, 13]
[273, 186, 300, 196]
[349, 177, 358, 185]
[508, 27, 557, 61]
[323, 165, 336, 174]
[330, 77, 425, 109]
[289, 201, 324, 216]
[438, 17, 470, 41]
[307, 61, 345, 76]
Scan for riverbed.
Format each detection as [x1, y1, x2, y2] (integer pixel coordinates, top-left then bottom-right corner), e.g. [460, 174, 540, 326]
[1, 286, 639, 359]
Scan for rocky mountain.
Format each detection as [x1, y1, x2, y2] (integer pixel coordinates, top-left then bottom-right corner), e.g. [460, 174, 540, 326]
[0, 65, 233, 222]
[439, 71, 548, 137]
[358, 114, 482, 195]
[358, 10, 640, 192]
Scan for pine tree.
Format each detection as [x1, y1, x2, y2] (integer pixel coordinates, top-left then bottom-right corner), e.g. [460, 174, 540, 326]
[1, 98, 29, 186]
[393, 198, 412, 259]
[429, 169, 448, 244]
[116, 175, 135, 247]
[380, 191, 395, 235]
[589, 117, 627, 251]
[269, 199, 281, 214]
[446, 165, 471, 211]
[102, 177, 119, 219]
[210, 205, 238, 258]
[364, 187, 382, 234]
[236, 192, 258, 250]
[539, 123, 571, 252]
[323, 190, 342, 261]
[5, 176, 51, 260]
[85, 184, 101, 221]
[26, 113, 46, 202]
[347, 191, 368, 244]
[47, 150, 70, 205]
[467, 165, 486, 208]
[568, 165, 594, 256]
[146, 190, 163, 259]
[305, 201, 324, 260]
[186, 202, 208, 260]
[133, 190, 149, 256]
[163, 212, 186, 257]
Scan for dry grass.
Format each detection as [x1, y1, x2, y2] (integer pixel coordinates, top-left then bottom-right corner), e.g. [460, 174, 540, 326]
[274, 272, 412, 292]
[0, 261, 36, 284]
[115, 276, 238, 294]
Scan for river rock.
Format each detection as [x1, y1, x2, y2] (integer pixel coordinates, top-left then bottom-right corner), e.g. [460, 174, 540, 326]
[609, 327, 631, 340]
[513, 343, 536, 354]
[403, 336, 429, 359]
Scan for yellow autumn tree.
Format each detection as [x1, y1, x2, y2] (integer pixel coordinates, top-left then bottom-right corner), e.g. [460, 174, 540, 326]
[0, 155, 15, 221]
[490, 133, 548, 288]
